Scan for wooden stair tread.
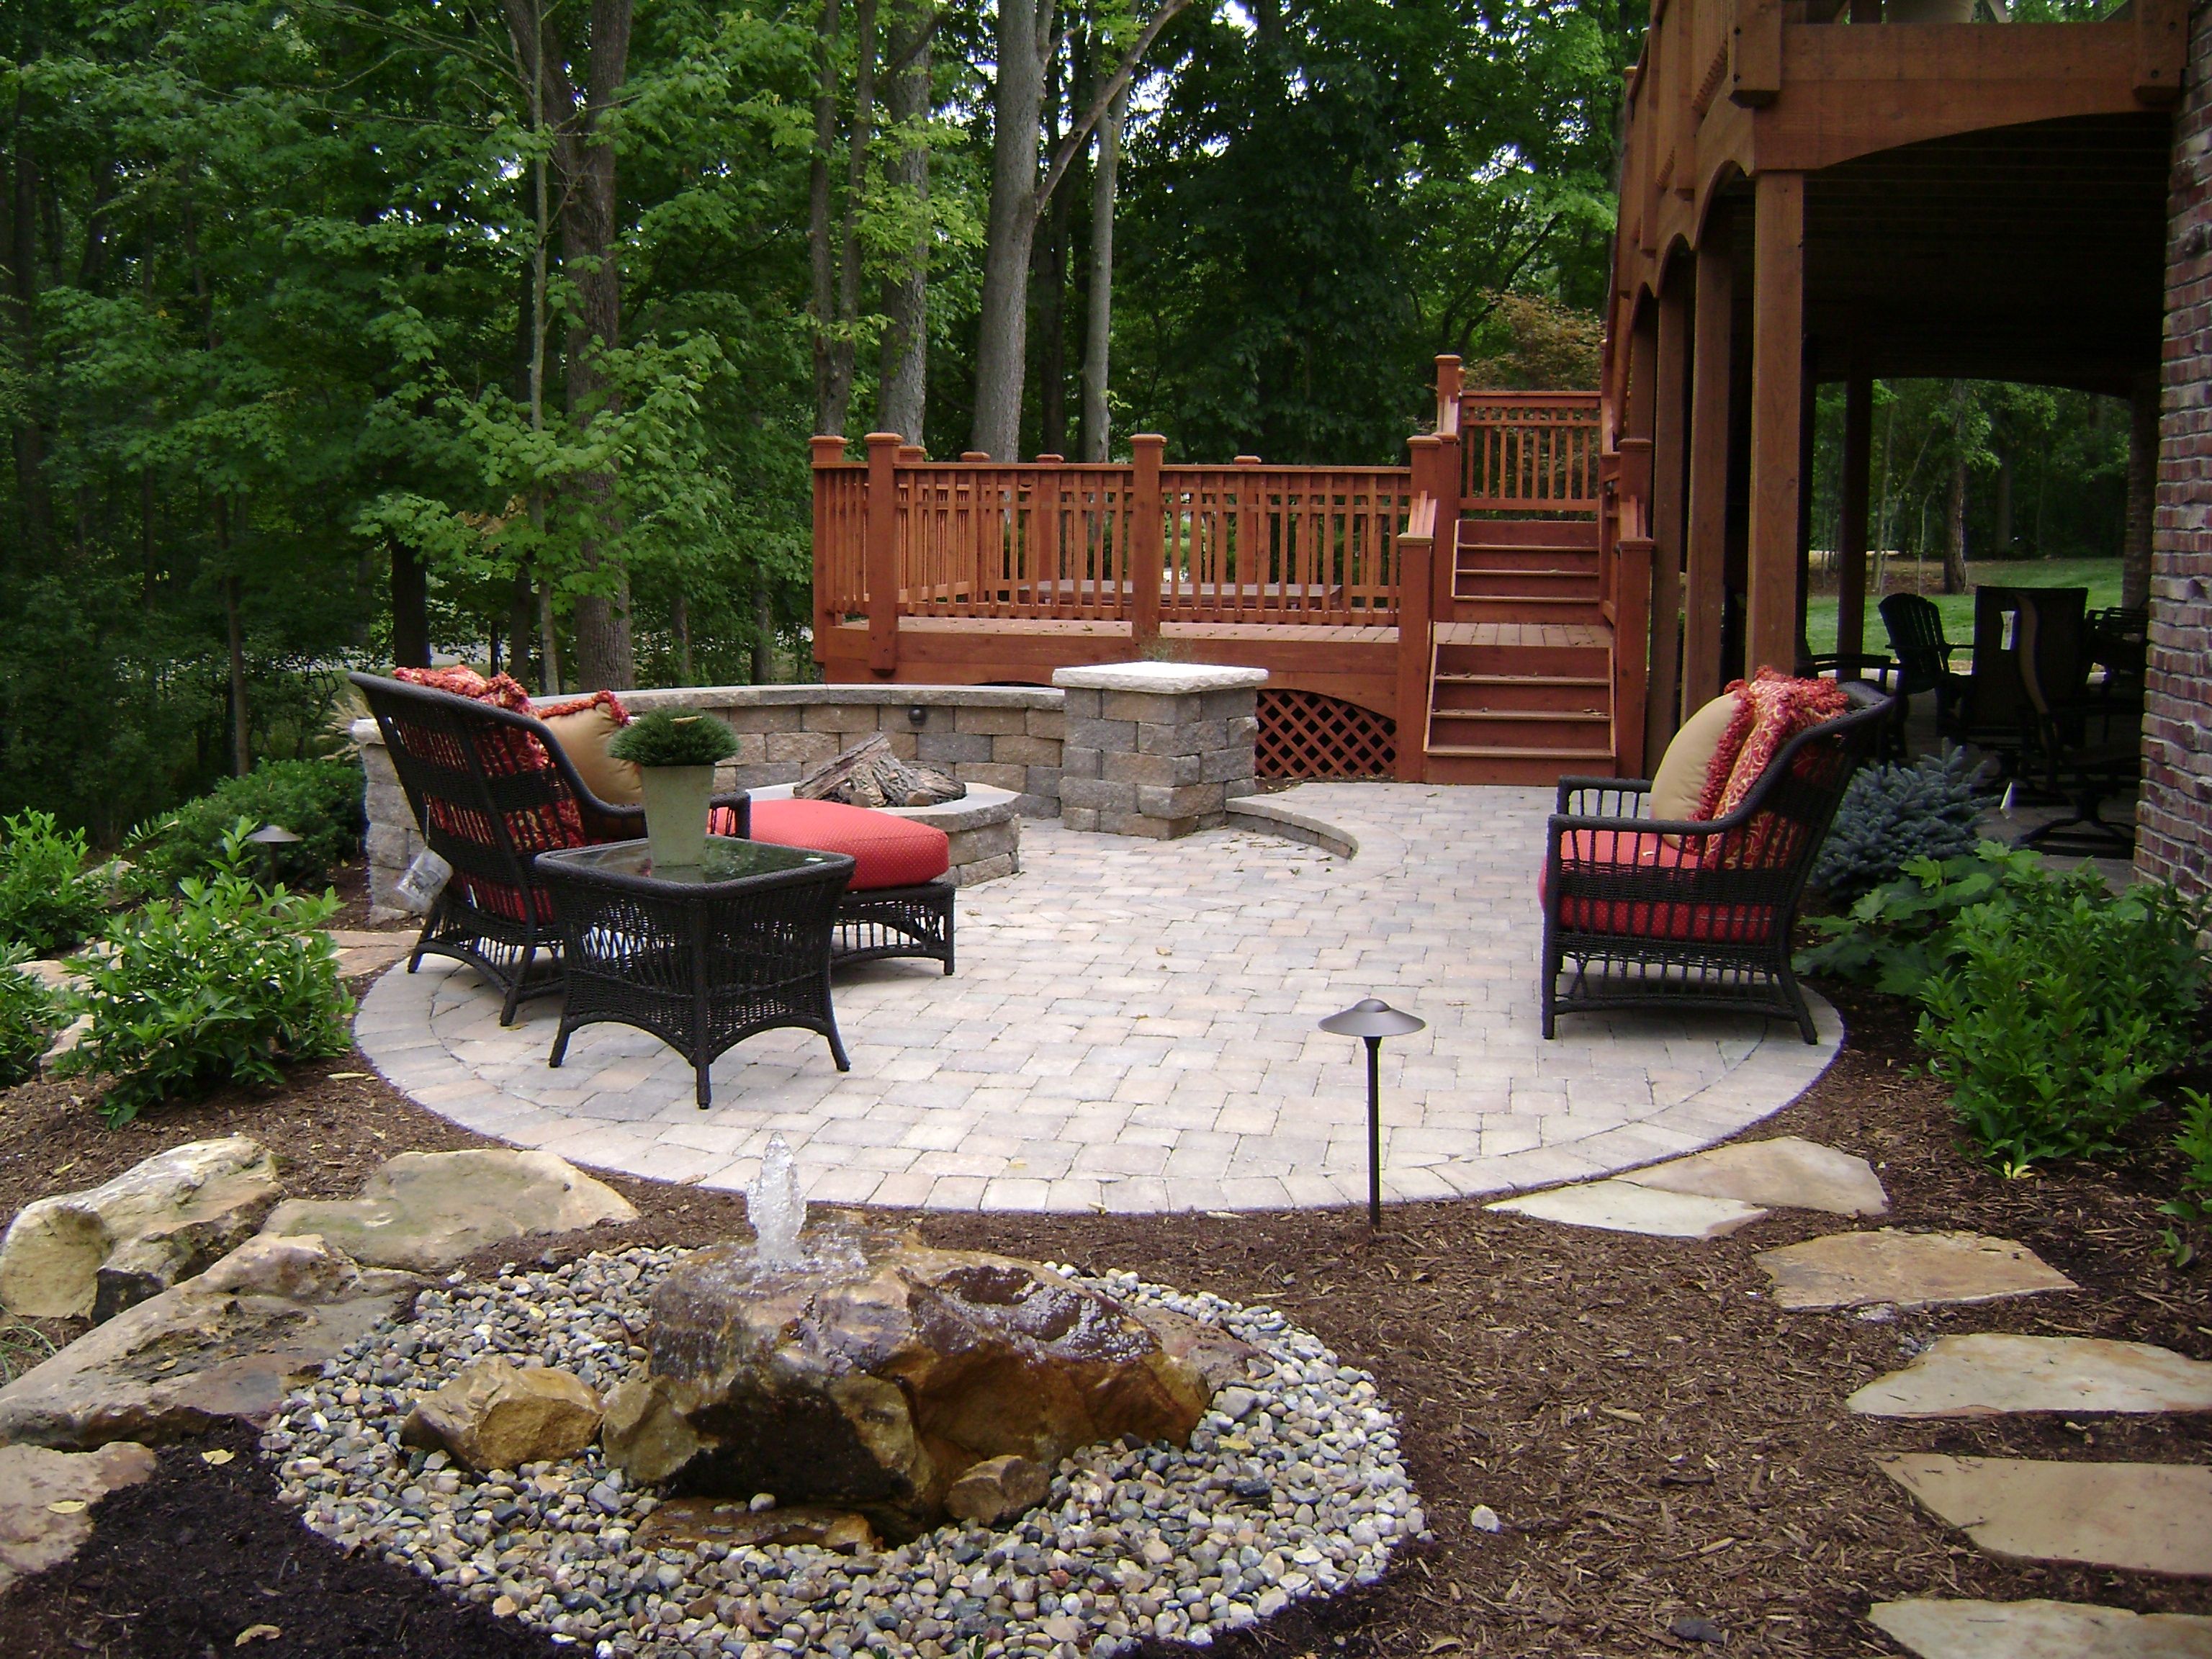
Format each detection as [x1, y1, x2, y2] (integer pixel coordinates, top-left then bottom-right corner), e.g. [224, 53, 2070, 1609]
[1434, 673, 1609, 686]
[1431, 709, 1609, 724]
[1425, 744, 1617, 759]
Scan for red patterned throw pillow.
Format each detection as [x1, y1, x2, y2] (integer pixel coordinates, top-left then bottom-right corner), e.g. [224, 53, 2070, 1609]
[1694, 667, 1851, 824]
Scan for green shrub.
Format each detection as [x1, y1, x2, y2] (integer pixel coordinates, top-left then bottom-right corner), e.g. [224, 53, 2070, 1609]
[2166, 1089, 2212, 1223]
[0, 945, 60, 1087]
[1796, 842, 2048, 997]
[130, 758, 365, 889]
[0, 810, 110, 955]
[606, 709, 738, 768]
[1812, 745, 1990, 902]
[1917, 876, 2210, 1172]
[58, 824, 354, 1126]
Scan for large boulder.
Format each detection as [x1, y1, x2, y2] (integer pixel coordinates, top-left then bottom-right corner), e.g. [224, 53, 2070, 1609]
[0, 1441, 158, 1593]
[0, 1233, 421, 1451]
[400, 1357, 603, 1473]
[607, 1232, 1245, 1535]
[258, 1148, 637, 1272]
[0, 1137, 282, 1321]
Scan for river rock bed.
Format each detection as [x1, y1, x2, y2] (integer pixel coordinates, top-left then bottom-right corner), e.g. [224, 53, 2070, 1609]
[259, 1246, 1425, 1658]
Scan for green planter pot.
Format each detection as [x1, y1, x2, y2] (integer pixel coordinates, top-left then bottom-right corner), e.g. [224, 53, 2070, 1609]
[639, 764, 716, 869]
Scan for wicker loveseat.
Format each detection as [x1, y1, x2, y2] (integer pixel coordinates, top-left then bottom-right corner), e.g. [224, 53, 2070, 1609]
[1540, 683, 1892, 1043]
[352, 671, 751, 1025]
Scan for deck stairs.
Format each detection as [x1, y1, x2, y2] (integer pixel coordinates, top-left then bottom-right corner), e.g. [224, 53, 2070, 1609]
[1422, 518, 1618, 786]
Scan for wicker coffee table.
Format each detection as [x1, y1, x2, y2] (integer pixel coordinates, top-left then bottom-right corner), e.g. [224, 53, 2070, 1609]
[534, 837, 856, 1109]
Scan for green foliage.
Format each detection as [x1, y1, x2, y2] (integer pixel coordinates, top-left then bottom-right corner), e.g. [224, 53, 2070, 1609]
[1917, 878, 2210, 1172]
[58, 827, 353, 1127]
[1796, 842, 2049, 997]
[607, 710, 739, 768]
[2165, 1091, 2212, 1232]
[0, 946, 62, 1089]
[0, 811, 111, 957]
[130, 762, 366, 889]
[1812, 745, 1990, 903]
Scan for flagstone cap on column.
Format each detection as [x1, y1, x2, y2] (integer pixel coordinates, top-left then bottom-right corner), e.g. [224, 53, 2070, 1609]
[1051, 662, 1270, 693]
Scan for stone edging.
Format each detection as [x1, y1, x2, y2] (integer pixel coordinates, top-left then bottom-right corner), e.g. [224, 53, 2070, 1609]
[1224, 796, 1360, 860]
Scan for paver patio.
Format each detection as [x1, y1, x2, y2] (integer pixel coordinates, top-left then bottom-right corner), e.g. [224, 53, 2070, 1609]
[354, 782, 1842, 1213]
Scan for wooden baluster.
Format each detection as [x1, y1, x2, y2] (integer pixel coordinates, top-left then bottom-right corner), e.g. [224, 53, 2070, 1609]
[1035, 455, 1066, 616]
[864, 432, 902, 675]
[810, 436, 847, 657]
[1132, 435, 1164, 644]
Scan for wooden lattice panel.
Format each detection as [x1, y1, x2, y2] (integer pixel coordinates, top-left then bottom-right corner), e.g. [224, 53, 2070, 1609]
[1256, 690, 1396, 780]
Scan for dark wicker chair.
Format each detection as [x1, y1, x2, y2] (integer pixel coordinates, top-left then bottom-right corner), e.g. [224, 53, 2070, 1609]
[1879, 593, 1966, 734]
[2014, 592, 2140, 853]
[1541, 683, 1893, 1043]
[351, 672, 751, 1025]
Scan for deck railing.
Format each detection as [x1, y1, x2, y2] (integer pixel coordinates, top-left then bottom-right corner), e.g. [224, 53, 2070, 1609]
[1459, 391, 1603, 516]
[811, 435, 1419, 669]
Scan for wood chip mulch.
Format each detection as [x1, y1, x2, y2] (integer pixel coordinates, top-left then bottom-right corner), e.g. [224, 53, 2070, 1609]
[4, 958, 2210, 1658]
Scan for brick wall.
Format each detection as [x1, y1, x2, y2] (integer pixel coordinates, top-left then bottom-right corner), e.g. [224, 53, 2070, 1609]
[2144, 0, 2212, 897]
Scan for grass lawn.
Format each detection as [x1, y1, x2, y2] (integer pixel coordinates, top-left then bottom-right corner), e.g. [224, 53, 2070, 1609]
[1805, 554, 2123, 660]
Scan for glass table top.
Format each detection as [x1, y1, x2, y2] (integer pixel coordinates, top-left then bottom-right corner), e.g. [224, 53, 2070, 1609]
[539, 836, 842, 886]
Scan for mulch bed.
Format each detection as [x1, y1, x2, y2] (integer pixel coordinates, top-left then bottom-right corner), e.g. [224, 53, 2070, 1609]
[4, 963, 2211, 1658]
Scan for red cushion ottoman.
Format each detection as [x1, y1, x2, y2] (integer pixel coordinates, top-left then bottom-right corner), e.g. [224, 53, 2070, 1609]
[748, 798, 950, 891]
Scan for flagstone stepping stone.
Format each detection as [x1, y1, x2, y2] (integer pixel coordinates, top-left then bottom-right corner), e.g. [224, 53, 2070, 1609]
[259, 1148, 637, 1272]
[1873, 1455, 2212, 1576]
[1623, 1135, 1888, 1216]
[1870, 1598, 2212, 1658]
[1486, 1180, 1768, 1239]
[0, 1136, 282, 1322]
[1754, 1230, 2074, 1311]
[328, 930, 413, 978]
[1851, 1334, 2212, 1419]
[0, 1234, 422, 1452]
[0, 1441, 158, 1593]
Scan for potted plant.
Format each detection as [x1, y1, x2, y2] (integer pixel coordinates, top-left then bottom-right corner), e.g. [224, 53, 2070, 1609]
[606, 710, 739, 868]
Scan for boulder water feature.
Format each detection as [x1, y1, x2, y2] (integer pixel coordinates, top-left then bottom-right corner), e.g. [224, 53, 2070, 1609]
[600, 1213, 1251, 1535]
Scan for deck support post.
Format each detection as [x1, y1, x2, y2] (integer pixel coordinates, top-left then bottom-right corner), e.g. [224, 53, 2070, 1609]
[1395, 434, 1443, 782]
[1685, 237, 1733, 711]
[1837, 355, 1874, 666]
[1647, 275, 1691, 757]
[811, 436, 848, 669]
[1131, 434, 1165, 651]
[1748, 171, 1805, 678]
[865, 432, 903, 676]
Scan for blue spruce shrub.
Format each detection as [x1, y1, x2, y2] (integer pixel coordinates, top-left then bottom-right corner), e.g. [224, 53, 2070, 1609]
[1813, 745, 1990, 902]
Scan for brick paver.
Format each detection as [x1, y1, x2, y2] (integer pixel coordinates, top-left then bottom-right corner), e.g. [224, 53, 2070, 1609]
[355, 783, 1841, 1212]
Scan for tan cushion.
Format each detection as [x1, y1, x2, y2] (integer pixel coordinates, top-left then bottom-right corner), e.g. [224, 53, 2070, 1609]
[542, 704, 642, 806]
[1648, 693, 1740, 823]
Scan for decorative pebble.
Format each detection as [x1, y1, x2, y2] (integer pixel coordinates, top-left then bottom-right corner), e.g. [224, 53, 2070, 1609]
[261, 1248, 1424, 1658]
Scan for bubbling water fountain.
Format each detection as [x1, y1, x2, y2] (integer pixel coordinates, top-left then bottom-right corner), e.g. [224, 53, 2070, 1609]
[745, 1133, 807, 1270]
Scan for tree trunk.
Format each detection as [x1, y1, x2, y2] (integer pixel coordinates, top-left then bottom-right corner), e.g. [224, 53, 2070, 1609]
[1994, 452, 2012, 559]
[971, 0, 1046, 459]
[1079, 80, 1126, 462]
[2123, 371, 2157, 611]
[537, 579, 563, 695]
[506, 0, 637, 691]
[752, 573, 775, 683]
[821, 0, 878, 439]
[670, 590, 693, 683]
[808, 0, 843, 435]
[6, 114, 50, 561]
[218, 494, 250, 777]
[511, 566, 536, 687]
[1035, 43, 1071, 458]
[1942, 382, 1970, 597]
[876, 0, 932, 444]
[391, 538, 431, 667]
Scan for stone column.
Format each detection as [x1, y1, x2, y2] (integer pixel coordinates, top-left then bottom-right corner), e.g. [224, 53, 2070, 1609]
[351, 719, 422, 925]
[1051, 662, 1267, 838]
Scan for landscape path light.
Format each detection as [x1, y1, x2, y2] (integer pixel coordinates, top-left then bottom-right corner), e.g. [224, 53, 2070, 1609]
[1317, 997, 1425, 1228]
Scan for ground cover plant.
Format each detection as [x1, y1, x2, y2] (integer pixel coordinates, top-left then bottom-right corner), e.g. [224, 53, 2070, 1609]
[55, 822, 353, 1125]
[1802, 841, 2211, 1172]
[0, 809, 111, 956]
[129, 758, 366, 890]
[0, 947, 61, 1089]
